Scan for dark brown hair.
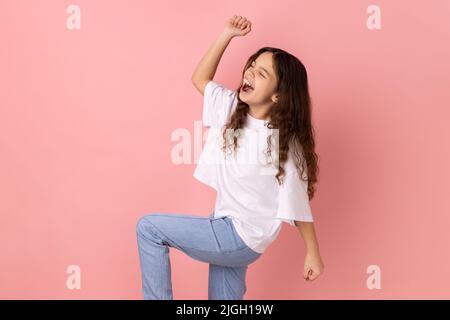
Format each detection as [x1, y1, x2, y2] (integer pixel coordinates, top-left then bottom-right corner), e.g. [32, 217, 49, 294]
[221, 47, 319, 200]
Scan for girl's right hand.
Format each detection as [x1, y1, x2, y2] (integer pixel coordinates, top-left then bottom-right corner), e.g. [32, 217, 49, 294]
[223, 15, 252, 38]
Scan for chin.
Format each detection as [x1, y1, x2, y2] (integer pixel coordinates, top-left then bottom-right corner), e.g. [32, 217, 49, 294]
[238, 92, 248, 101]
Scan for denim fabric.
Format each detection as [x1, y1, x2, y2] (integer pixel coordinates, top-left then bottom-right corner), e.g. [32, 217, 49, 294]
[136, 211, 262, 300]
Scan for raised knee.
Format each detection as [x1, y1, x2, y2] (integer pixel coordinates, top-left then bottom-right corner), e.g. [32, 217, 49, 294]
[136, 214, 155, 237]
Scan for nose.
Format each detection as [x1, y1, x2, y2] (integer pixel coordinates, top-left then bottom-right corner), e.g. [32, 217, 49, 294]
[245, 71, 255, 81]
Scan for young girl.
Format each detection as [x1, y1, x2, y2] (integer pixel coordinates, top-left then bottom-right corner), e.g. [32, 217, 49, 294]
[136, 14, 324, 300]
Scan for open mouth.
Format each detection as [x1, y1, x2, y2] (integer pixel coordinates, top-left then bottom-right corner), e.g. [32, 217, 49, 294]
[241, 83, 254, 92]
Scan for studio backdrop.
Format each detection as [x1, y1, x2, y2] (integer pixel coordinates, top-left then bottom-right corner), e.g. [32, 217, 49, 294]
[1, 0, 449, 299]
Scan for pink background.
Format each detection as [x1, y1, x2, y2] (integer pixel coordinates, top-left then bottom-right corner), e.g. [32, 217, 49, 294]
[1, 0, 450, 299]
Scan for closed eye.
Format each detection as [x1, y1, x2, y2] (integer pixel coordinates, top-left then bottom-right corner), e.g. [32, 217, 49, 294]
[250, 62, 267, 78]
[248, 66, 266, 78]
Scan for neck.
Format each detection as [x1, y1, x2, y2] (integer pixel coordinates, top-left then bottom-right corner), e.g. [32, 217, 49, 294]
[248, 106, 271, 121]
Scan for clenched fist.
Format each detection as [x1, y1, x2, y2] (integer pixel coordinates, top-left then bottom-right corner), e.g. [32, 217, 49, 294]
[223, 14, 252, 38]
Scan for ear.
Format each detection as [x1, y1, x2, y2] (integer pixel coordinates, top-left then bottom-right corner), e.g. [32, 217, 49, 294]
[272, 94, 279, 104]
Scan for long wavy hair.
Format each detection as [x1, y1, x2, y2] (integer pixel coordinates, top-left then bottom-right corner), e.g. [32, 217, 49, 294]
[221, 47, 319, 200]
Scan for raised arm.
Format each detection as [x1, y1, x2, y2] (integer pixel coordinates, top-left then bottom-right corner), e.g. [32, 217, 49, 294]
[191, 15, 252, 95]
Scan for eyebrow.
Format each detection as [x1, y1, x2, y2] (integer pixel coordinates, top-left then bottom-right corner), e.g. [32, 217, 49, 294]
[252, 61, 271, 77]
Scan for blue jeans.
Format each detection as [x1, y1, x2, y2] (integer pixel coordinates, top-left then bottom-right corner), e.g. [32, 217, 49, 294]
[136, 212, 262, 300]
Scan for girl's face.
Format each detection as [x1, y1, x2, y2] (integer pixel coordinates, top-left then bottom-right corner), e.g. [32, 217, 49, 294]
[239, 51, 279, 108]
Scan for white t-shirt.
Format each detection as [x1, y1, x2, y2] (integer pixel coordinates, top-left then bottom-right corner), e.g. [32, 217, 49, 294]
[193, 80, 314, 253]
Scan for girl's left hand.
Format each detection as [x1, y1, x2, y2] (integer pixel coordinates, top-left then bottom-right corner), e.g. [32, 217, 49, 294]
[223, 15, 252, 38]
[303, 251, 324, 281]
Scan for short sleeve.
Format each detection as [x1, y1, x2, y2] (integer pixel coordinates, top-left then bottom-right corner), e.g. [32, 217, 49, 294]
[202, 80, 237, 128]
[275, 169, 314, 227]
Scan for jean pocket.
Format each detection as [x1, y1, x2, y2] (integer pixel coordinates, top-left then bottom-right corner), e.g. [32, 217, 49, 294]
[211, 218, 246, 252]
[225, 218, 252, 251]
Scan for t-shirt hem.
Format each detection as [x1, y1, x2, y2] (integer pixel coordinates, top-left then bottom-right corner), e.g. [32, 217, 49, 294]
[230, 219, 272, 254]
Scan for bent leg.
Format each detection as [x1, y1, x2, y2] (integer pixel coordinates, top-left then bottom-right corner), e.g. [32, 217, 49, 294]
[136, 212, 260, 300]
[136, 215, 174, 299]
[208, 264, 249, 300]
